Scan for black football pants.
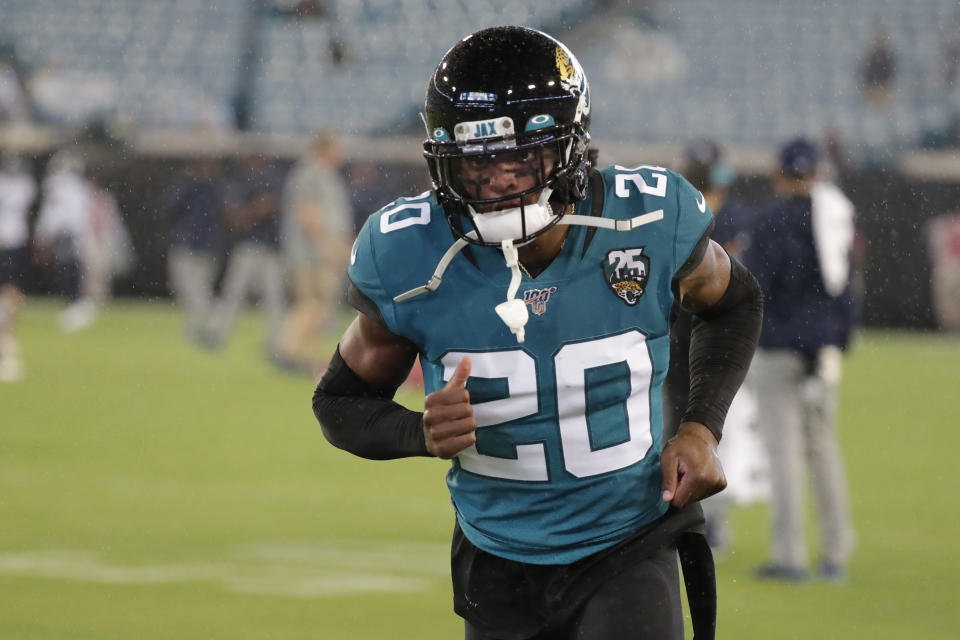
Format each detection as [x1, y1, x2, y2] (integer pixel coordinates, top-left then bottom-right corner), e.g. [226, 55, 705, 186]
[463, 544, 683, 640]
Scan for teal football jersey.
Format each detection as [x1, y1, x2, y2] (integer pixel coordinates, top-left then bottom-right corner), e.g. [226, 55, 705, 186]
[348, 164, 713, 564]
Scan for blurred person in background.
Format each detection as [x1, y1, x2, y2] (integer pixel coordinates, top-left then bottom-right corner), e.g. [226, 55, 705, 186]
[743, 138, 857, 583]
[0, 152, 37, 381]
[204, 153, 285, 354]
[0, 50, 30, 123]
[33, 152, 131, 333]
[274, 132, 353, 373]
[926, 212, 960, 331]
[859, 23, 897, 107]
[33, 150, 96, 332]
[163, 158, 226, 345]
[848, 23, 908, 171]
[83, 174, 133, 309]
[664, 139, 766, 554]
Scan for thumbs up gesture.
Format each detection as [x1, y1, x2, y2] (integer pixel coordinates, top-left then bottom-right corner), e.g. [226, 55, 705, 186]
[423, 357, 477, 459]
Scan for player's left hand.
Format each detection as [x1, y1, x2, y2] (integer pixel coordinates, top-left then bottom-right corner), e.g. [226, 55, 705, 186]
[660, 422, 727, 507]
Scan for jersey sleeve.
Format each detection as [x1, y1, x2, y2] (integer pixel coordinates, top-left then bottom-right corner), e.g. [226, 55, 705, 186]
[347, 214, 402, 332]
[670, 171, 716, 280]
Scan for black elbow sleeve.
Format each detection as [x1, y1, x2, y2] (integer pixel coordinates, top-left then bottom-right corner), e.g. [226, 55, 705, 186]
[312, 348, 428, 460]
[682, 253, 763, 441]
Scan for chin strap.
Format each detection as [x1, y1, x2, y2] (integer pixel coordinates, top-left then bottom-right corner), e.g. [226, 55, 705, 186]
[392, 209, 665, 341]
[558, 209, 664, 232]
[493, 239, 528, 343]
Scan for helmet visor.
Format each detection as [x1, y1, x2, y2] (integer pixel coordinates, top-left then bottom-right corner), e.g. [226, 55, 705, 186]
[427, 129, 575, 211]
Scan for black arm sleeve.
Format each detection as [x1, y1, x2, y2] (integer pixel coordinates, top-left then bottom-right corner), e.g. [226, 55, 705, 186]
[681, 251, 763, 442]
[312, 347, 429, 460]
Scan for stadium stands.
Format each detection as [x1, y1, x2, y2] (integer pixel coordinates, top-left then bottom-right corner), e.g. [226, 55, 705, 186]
[0, 0, 957, 150]
[578, 0, 960, 150]
[0, 0, 251, 129]
[248, 0, 592, 135]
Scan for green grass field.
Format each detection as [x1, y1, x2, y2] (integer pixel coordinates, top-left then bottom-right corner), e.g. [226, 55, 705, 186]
[1, 299, 958, 639]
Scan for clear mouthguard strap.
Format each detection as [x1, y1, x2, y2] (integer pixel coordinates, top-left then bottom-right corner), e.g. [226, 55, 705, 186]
[493, 239, 529, 343]
[393, 232, 476, 302]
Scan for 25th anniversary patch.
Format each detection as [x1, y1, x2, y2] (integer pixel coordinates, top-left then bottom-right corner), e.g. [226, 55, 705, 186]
[603, 247, 649, 305]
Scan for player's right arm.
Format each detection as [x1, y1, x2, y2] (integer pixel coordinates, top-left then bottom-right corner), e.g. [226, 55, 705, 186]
[316, 192, 478, 461]
[313, 311, 477, 460]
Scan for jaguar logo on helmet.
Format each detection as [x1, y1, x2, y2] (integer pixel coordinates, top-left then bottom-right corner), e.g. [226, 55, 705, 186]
[556, 46, 576, 88]
[578, 81, 591, 121]
[603, 248, 650, 306]
[555, 45, 589, 121]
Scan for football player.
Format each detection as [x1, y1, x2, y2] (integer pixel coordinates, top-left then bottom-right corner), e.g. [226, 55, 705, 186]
[313, 26, 762, 640]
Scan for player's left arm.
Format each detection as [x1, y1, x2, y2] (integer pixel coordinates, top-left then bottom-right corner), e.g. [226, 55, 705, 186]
[661, 239, 763, 507]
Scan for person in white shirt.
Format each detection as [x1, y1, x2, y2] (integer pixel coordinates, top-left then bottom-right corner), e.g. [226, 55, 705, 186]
[33, 150, 100, 332]
[0, 152, 37, 381]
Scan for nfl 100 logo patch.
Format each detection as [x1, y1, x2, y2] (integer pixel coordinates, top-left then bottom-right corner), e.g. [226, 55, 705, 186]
[523, 286, 558, 316]
[603, 247, 650, 306]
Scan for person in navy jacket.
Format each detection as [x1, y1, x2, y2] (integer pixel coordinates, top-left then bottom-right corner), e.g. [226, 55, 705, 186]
[742, 138, 857, 582]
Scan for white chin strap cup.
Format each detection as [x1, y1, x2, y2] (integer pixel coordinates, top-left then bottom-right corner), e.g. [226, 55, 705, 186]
[469, 187, 556, 245]
[494, 239, 529, 343]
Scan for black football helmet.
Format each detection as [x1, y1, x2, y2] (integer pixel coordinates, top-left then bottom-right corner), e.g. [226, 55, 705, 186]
[423, 26, 592, 247]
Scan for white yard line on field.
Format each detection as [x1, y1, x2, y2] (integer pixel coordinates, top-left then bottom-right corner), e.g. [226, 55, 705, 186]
[0, 541, 449, 598]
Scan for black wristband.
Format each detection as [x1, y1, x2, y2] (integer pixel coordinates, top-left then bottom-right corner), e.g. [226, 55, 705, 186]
[312, 347, 429, 460]
[682, 252, 763, 441]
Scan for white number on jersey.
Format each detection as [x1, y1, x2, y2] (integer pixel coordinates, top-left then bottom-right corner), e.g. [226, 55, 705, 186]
[614, 165, 668, 199]
[442, 330, 655, 481]
[379, 191, 432, 234]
